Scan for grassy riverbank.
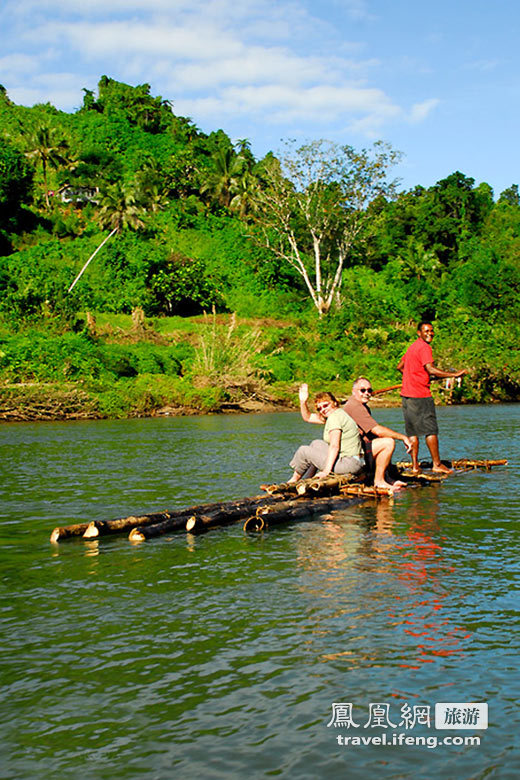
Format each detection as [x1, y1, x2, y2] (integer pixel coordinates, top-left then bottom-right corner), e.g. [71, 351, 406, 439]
[1, 310, 517, 422]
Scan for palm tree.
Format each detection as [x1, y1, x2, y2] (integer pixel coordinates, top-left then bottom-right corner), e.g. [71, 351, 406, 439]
[133, 162, 169, 213]
[229, 170, 260, 220]
[68, 183, 145, 293]
[201, 147, 245, 208]
[24, 124, 69, 209]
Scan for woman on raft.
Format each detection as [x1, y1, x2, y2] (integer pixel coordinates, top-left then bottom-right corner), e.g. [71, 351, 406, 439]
[288, 383, 364, 482]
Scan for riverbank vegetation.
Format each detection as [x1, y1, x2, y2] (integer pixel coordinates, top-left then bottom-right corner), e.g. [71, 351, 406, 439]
[1, 77, 519, 420]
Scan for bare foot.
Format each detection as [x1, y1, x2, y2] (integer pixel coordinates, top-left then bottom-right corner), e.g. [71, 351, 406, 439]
[390, 480, 408, 488]
[374, 481, 397, 491]
[432, 464, 453, 474]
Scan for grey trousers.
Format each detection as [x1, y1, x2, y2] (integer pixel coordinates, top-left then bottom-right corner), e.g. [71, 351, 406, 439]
[290, 439, 364, 476]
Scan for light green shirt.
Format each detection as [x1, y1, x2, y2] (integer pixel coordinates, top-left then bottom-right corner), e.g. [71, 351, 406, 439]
[324, 408, 362, 458]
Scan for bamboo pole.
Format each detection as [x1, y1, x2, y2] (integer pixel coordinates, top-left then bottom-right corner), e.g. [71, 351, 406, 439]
[260, 474, 358, 498]
[450, 458, 508, 469]
[129, 515, 192, 541]
[371, 383, 402, 396]
[260, 481, 299, 496]
[295, 474, 360, 497]
[339, 484, 395, 497]
[396, 459, 508, 470]
[397, 471, 448, 483]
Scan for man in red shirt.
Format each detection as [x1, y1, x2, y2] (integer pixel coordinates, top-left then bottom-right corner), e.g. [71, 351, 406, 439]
[344, 377, 412, 489]
[397, 322, 468, 474]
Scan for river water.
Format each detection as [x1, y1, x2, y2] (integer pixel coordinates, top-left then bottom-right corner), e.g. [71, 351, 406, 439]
[0, 404, 518, 779]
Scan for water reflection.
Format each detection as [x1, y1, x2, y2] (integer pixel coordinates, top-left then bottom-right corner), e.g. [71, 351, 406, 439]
[295, 486, 471, 669]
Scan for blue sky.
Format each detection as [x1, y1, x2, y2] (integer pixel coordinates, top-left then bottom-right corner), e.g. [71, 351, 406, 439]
[1, 0, 518, 195]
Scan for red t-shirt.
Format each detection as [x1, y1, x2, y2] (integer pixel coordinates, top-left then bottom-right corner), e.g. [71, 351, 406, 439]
[400, 338, 433, 398]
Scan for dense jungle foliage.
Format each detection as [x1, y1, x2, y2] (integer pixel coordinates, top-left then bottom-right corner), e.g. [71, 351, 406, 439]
[0, 77, 519, 419]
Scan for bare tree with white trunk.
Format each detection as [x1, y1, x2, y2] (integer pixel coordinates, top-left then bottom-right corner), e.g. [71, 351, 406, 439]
[254, 139, 402, 316]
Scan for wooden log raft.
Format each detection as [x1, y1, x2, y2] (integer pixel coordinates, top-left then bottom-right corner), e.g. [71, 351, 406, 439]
[50, 460, 508, 544]
[50, 475, 351, 543]
[133, 476, 368, 540]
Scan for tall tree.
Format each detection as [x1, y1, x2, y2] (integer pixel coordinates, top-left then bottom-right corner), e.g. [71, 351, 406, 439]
[23, 124, 69, 209]
[134, 161, 169, 213]
[201, 146, 246, 208]
[253, 139, 401, 316]
[0, 139, 33, 248]
[229, 170, 260, 220]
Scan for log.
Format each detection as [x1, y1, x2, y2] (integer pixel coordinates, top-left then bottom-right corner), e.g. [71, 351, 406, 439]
[261, 474, 359, 498]
[50, 521, 92, 544]
[397, 471, 448, 484]
[450, 458, 508, 469]
[295, 474, 360, 497]
[339, 484, 395, 497]
[129, 494, 285, 542]
[396, 459, 508, 471]
[83, 511, 180, 539]
[260, 481, 299, 496]
[129, 514, 193, 541]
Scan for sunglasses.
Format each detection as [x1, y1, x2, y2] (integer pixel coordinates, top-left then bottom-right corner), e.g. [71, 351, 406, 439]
[359, 387, 373, 394]
[316, 402, 331, 412]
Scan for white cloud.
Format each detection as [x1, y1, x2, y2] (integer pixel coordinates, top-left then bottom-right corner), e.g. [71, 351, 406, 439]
[177, 82, 400, 127]
[0, 54, 39, 79]
[408, 98, 440, 123]
[7, 71, 89, 111]
[339, 0, 377, 22]
[173, 49, 342, 90]
[464, 59, 500, 73]
[36, 20, 242, 61]
[0, 0, 437, 141]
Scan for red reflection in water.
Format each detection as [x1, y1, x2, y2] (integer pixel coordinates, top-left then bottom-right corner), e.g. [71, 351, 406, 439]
[295, 486, 471, 668]
[382, 488, 470, 668]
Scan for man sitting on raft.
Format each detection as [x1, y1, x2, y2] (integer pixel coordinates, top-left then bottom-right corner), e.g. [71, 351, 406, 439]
[288, 384, 363, 483]
[343, 376, 412, 490]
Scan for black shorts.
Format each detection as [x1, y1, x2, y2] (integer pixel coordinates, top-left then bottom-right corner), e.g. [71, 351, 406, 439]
[401, 396, 438, 437]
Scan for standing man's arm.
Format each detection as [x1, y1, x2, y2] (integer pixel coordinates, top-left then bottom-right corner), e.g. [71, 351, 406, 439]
[396, 356, 405, 374]
[425, 363, 468, 380]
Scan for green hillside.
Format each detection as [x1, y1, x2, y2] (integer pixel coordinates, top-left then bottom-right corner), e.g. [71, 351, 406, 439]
[1, 77, 519, 420]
